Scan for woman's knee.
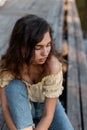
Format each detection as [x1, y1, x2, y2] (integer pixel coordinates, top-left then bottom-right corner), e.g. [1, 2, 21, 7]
[5, 79, 28, 106]
[5, 79, 34, 129]
[5, 79, 27, 97]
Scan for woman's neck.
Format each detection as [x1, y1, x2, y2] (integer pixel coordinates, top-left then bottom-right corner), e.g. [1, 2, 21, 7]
[21, 63, 44, 84]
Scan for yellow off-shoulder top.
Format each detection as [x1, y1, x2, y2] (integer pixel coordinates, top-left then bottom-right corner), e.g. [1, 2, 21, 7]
[0, 63, 64, 102]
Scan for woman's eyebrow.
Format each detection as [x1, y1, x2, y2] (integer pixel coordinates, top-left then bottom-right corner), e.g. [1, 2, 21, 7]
[36, 41, 52, 46]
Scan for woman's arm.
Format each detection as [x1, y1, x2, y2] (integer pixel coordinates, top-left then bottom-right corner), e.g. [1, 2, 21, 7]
[35, 56, 62, 130]
[0, 87, 17, 130]
[35, 97, 58, 130]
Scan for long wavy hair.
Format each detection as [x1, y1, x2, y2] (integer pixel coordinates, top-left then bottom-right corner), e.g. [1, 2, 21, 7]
[0, 14, 62, 78]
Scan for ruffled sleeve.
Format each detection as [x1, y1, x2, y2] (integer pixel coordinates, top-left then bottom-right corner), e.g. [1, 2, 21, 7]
[42, 64, 64, 98]
[0, 71, 14, 88]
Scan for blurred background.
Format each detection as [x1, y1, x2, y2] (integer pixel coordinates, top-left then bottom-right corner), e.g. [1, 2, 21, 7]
[76, 0, 87, 53]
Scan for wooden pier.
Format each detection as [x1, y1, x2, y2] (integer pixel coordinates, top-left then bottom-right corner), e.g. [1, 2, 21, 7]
[0, 0, 87, 130]
[66, 0, 87, 130]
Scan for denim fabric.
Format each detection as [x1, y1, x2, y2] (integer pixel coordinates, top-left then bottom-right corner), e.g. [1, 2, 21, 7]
[5, 79, 74, 130]
[49, 101, 74, 130]
[5, 79, 34, 130]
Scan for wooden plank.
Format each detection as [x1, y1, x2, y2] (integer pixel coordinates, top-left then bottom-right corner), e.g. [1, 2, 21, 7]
[84, 39, 87, 55]
[54, 0, 64, 52]
[46, 0, 64, 52]
[0, 15, 21, 58]
[0, 0, 9, 7]
[72, 1, 87, 130]
[67, 0, 82, 130]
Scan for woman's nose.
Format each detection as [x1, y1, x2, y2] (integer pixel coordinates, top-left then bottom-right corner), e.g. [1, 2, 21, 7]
[41, 47, 48, 56]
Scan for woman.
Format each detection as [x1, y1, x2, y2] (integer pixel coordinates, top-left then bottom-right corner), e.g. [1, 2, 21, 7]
[0, 14, 74, 130]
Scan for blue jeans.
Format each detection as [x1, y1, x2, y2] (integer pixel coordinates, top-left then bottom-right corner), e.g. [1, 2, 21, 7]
[5, 79, 74, 130]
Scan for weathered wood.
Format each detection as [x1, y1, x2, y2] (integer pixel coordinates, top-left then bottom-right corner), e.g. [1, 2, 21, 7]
[84, 39, 87, 55]
[67, 0, 87, 130]
[47, 0, 64, 52]
[67, 0, 82, 129]
[57, 1, 64, 53]
[72, 1, 87, 130]
[0, 15, 22, 57]
[0, 0, 64, 52]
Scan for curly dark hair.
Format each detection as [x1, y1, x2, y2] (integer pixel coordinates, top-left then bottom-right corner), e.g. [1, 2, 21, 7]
[0, 14, 61, 77]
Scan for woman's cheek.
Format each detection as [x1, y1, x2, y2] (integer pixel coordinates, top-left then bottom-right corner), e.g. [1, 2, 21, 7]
[48, 46, 51, 54]
[35, 50, 41, 59]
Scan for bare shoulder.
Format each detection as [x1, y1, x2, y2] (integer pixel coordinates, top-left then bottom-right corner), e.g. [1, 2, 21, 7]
[47, 55, 61, 74]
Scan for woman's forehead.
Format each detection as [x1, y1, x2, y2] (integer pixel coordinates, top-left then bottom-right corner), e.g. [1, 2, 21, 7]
[36, 32, 51, 46]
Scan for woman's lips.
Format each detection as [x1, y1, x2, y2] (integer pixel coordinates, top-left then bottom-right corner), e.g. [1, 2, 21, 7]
[39, 57, 47, 62]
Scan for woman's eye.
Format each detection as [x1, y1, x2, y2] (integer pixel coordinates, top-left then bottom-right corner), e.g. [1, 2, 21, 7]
[35, 47, 41, 50]
[35, 43, 51, 50]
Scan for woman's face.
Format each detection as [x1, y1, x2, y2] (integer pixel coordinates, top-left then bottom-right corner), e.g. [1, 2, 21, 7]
[34, 31, 52, 65]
